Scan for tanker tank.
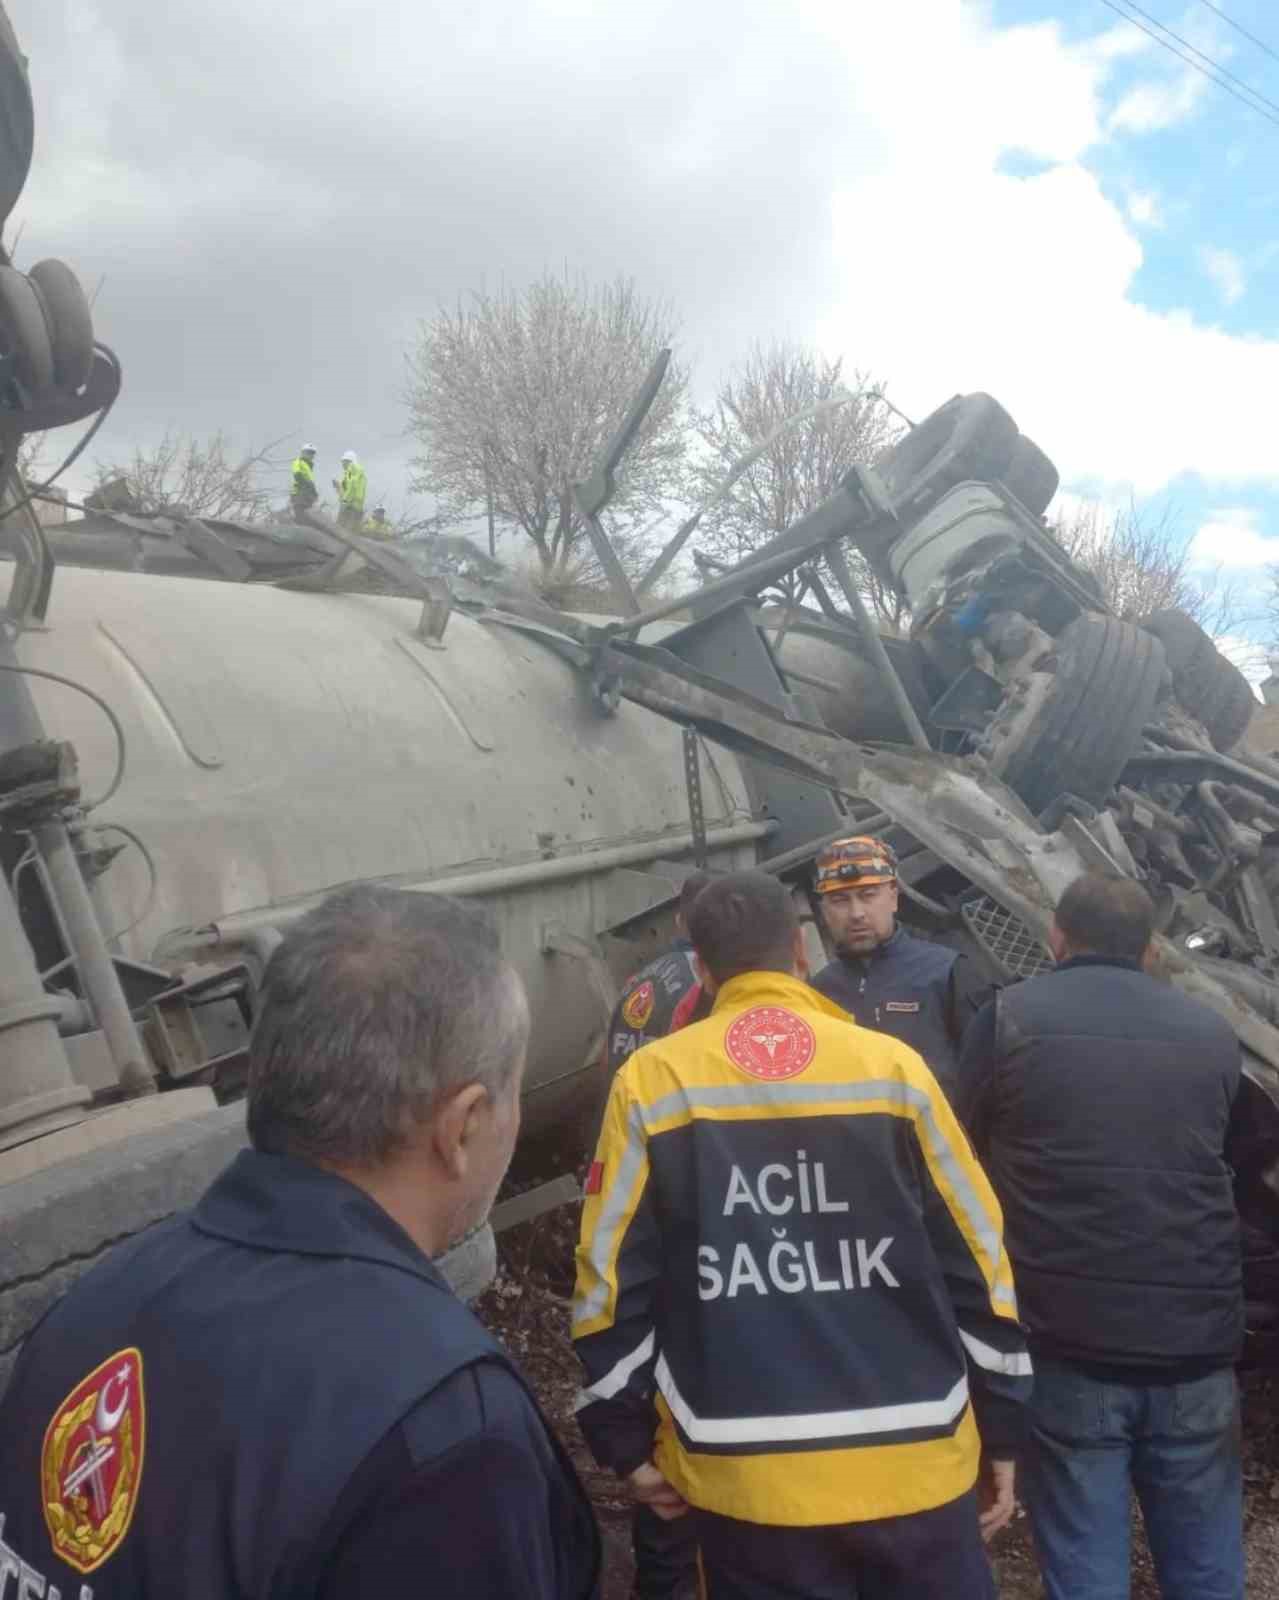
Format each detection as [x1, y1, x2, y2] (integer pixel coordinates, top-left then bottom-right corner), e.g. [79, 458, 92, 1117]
[7, 562, 767, 1141]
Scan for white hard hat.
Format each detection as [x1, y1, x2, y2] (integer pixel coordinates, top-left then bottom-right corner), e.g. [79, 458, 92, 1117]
[301, 442, 317, 454]
[341, 450, 357, 463]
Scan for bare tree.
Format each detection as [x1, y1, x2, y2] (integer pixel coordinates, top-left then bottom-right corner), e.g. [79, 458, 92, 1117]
[87, 430, 286, 521]
[1047, 499, 1244, 637]
[688, 343, 905, 625]
[405, 274, 688, 588]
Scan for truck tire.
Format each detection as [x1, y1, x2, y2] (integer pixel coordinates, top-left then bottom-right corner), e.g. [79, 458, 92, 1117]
[990, 615, 1166, 816]
[1141, 610, 1256, 751]
[875, 393, 1019, 523]
[999, 435, 1059, 516]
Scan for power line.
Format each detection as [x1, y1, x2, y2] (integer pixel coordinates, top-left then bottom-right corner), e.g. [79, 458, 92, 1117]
[1113, 0, 1279, 119]
[1098, 0, 1279, 130]
[1193, 1, 1279, 70]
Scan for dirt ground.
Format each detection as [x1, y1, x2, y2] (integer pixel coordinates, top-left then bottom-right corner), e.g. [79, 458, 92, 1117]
[476, 1200, 1279, 1599]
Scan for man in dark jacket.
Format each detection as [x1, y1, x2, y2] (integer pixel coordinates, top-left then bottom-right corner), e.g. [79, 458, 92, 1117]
[604, 869, 712, 1600]
[606, 872, 714, 1078]
[809, 835, 994, 1096]
[576, 870, 1029, 1600]
[957, 872, 1245, 1600]
[0, 887, 599, 1600]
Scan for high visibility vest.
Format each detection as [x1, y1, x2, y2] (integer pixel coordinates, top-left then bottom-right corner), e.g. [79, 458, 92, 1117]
[363, 515, 393, 540]
[291, 456, 316, 492]
[339, 462, 367, 511]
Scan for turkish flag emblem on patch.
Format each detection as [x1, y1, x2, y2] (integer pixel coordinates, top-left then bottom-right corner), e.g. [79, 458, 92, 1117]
[725, 1006, 817, 1081]
[584, 1161, 604, 1196]
[42, 1347, 146, 1574]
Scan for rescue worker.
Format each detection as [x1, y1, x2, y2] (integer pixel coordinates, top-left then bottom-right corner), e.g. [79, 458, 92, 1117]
[334, 448, 367, 530]
[809, 834, 995, 1096]
[957, 873, 1246, 1600]
[289, 442, 318, 514]
[604, 869, 713, 1600]
[363, 502, 394, 540]
[574, 869, 1030, 1600]
[606, 870, 713, 1076]
[0, 887, 599, 1600]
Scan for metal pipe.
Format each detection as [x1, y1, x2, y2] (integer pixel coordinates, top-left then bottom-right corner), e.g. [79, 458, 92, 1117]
[605, 488, 874, 638]
[824, 543, 931, 752]
[160, 818, 775, 957]
[34, 819, 154, 1097]
[0, 455, 91, 1146]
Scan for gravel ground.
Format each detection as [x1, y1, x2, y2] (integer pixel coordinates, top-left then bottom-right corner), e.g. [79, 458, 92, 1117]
[477, 1198, 1279, 1599]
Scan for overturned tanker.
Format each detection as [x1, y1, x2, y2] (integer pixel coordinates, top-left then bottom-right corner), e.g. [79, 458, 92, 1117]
[3, 4, 1279, 1387]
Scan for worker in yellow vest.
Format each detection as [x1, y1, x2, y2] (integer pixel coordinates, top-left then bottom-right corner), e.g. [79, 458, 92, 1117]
[363, 504, 394, 540]
[290, 444, 318, 515]
[334, 451, 367, 530]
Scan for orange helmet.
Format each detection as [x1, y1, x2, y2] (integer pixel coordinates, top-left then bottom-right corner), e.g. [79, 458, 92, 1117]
[813, 835, 898, 894]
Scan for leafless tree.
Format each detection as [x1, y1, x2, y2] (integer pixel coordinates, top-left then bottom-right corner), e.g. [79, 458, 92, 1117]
[87, 430, 287, 521]
[405, 274, 688, 588]
[16, 432, 46, 481]
[1047, 498, 1245, 638]
[688, 343, 905, 626]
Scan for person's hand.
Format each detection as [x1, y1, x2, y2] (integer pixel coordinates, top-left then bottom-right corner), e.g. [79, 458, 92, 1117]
[978, 1456, 1017, 1542]
[628, 1461, 690, 1521]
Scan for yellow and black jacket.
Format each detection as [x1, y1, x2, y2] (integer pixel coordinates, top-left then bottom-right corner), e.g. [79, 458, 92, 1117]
[572, 970, 1030, 1528]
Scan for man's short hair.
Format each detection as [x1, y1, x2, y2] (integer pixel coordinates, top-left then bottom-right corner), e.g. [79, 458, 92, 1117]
[1055, 873, 1156, 963]
[678, 870, 713, 923]
[687, 871, 796, 986]
[247, 886, 529, 1168]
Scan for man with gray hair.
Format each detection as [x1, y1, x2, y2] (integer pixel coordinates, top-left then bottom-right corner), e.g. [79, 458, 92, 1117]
[0, 887, 599, 1600]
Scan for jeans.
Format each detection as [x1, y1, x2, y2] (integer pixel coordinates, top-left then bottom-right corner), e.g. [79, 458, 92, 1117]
[1022, 1358, 1244, 1600]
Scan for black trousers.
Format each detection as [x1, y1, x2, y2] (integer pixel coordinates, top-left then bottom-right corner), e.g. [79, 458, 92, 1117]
[693, 1490, 995, 1600]
[633, 1503, 700, 1600]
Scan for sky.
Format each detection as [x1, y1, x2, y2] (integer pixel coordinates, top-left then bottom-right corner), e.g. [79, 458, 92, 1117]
[6, 0, 1279, 669]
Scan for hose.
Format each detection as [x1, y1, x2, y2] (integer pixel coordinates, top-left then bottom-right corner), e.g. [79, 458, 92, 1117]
[0, 662, 126, 809]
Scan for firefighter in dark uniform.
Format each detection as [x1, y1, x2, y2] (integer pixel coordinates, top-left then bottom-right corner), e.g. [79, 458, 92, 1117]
[604, 870, 712, 1600]
[809, 835, 995, 1096]
[608, 871, 714, 1074]
[574, 870, 1030, 1600]
[0, 887, 599, 1600]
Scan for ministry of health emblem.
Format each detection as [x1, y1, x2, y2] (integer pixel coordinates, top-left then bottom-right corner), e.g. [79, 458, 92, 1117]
[724, 1005, 816, 1081]
[41, 1347, 145, 1574]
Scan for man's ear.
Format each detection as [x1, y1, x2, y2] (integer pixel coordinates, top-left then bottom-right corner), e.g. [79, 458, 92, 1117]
[792, 924, 810, 980]
[429, 1083, 490, 1181]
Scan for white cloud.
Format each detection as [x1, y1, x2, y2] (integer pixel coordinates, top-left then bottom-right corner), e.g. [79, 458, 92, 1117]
[1108, 70, 1205, 135]
[1191, 508, 1279, 569]
[1126, 188, 1163, 229]
[811, 6, 1279, 497]
[1200, 246, 1246, 305]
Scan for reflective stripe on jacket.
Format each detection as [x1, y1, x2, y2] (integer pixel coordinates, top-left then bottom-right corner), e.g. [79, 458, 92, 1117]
[572, 970, 1029, 1528]
[338, 461, 367, 510]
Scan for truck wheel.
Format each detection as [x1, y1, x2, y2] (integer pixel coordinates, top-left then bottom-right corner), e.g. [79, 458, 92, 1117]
[987, 615, 1166, 816]
[1141, 610, 1256, 751]
[999, 435, 1059, 516]
[875, 393, 1019, 523]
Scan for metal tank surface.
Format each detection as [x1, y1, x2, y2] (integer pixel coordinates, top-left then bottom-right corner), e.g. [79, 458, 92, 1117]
[11, 565, 761, 1134]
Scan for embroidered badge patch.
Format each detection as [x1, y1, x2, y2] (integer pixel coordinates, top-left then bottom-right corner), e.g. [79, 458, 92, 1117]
[42, 1348, 146, 1575]
[621, 980, 656, 1031]
[724, 1006, 816, 1081]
